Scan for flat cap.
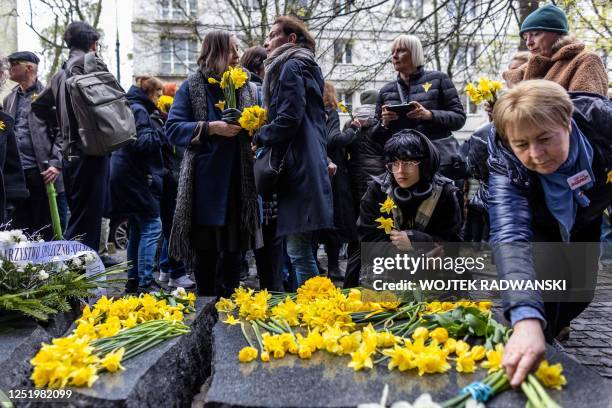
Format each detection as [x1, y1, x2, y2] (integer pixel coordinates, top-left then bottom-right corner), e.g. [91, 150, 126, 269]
[7, 51, 40, 65]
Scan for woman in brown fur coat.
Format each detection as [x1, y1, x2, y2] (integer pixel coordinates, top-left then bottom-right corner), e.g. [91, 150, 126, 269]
[503, 4, 607, 96]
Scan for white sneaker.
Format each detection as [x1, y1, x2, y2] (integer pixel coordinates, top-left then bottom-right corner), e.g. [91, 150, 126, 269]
[158, 272, 170, 283]
[169, 275, 195, 288]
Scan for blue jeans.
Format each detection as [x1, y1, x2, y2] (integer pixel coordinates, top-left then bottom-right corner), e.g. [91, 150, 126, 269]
[56, 191, 69, 233]
[127, 215, 162, 287]
[286, 232, 318, 287]
[160, 237, 186, 279]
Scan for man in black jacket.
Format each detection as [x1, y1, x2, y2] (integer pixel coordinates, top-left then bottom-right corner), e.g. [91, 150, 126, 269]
[4, 51, 64, 239]
[32, 22, 110, 250]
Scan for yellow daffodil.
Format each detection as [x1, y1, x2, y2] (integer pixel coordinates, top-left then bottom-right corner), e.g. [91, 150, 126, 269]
[214, 100, 226, 111]
[216, 297, 236, 313]
[535, 361, 567, 390]
[260, 351, 270, 362]
[481, 343, 504, 373]
[101, 348, 125, 373]
[238, 346, 258, 363]
[384, 345, 416, 372]
[339, 332, 362, 354]
[208, 77, 219, 85]
[470, 345, 486, 361]
[412, 327, 429, 342]
[70, 365, 99, 388]
[443, 337, 457, 354]
[423, 82, 432, 92]
[430, 327, 449, 344]
[375, 216, 394, 234]
[156, 95, 173, 113]
[454, 340, 470, 356]
[491, 80, 503, 92]
[239, 105, 267, 136]
[338, 102, 348, 113]
[379, 196, 397, 214]
[376, 331, 397, 348]
[223, 315, 240, 325]
[456, 352, 476, 373]
[414, 348, 450, 376]
[348, 346, 374, 371]
[230, 66, 248, 89]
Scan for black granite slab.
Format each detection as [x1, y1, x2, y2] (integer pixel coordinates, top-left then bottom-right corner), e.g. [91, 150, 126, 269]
[6, 297, 216, 408]
[0, 305, 81, 392]
[205, 322, 612, 408]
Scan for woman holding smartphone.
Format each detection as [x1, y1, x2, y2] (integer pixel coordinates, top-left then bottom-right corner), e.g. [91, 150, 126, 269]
[374, 34, 467, 180]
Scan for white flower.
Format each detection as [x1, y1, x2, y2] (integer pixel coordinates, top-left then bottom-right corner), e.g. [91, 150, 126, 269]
[0, 229, 27, 245]
[390, 402, 414, 408]
[411, 394, 441, 408]
[71, 257, 82, 267]
[171, 287, 187, 297]
[16, 267, 24, 273]
[83, 252, 97, 264]
[466, 399, 486, 408]
[38, 270, 49, 280]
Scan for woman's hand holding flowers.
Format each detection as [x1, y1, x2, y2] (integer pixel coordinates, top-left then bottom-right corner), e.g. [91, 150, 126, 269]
[389, 230, 413, 251]
[209, 121, 242, 137]
[503, 319, 546, 389]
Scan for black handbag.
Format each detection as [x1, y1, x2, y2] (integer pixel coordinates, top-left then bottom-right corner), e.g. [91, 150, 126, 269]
[254, 143, 291, 199]
[431, 136, 469, 181]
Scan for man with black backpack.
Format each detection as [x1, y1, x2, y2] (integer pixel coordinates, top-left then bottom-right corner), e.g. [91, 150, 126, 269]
[32, 21, 135, 250]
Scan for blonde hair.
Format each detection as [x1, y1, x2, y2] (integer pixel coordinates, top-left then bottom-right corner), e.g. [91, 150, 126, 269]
[391, 34, 425, 67]
[493, 80, 573, 142]
[510, 51, 530, 66]
[323, 81, 338, 109]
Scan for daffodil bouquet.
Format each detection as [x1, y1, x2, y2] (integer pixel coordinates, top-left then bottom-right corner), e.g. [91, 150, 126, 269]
[30, 290, 196, 388]
[239, 105, 267, 136]
[156, 95, 174, 114]
[208, 66, 248, 110]
[465, 77, 503, 106]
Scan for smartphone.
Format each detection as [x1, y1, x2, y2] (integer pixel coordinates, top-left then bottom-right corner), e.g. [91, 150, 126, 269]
[386, 102, 416, 115]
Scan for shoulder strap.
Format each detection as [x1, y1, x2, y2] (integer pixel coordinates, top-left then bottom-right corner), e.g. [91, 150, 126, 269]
[414, 182, 444, 230]
[396, 81, 407, 104]
[83, 52, 98, 75]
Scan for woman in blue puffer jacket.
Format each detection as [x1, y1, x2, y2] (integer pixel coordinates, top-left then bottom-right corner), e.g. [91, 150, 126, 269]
[111, 76, 165, 293]
[488, 80, 611, 388]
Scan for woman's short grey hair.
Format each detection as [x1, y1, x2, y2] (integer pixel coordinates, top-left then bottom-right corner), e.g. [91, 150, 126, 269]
[391, 34, 425, 67]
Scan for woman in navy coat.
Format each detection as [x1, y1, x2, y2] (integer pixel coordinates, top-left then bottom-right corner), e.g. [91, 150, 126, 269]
[165, 31, 260, 297]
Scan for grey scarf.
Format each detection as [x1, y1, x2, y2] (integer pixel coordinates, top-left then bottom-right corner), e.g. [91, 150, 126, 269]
[262, 43, 316, 108]
[169, 70, 260, 262]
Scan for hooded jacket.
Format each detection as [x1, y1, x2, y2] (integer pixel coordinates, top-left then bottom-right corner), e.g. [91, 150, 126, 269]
[488, 92, 612, 320]
[502, 37, 608, 96]
[110, 86, 165, 217]
[0, 111, 29, 223]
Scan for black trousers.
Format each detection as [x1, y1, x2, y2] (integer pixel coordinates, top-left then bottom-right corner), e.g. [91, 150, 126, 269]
[254, 220, 284, 291]
[63, 155, 110, 250]
[194, 250, 241, 297]
[12, 168, 53, 240]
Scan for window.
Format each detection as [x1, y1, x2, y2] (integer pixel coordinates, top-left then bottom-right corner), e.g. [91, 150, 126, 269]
[246, 0, 261, 11]
[394, 0, 423, 18]
[161, 39, 199, 75]
[161, 0, 197, 19]
[446, 0, 476, 19]
[333, 40, 353, 64]
[450, 43, 478, 73]
[333, 0, 354, 13]
[339, 91, 354, 112]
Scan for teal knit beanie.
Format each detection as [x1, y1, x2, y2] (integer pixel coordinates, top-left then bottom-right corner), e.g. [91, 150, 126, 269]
[519, 4, 569, 36]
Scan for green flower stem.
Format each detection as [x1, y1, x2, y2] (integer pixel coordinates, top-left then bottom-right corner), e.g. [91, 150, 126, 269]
[251, 322, 265, 354]
[528, 374, 561, 408]
[256, 320, 285, 334]
[521, 381, 544, 408]
[240, 322, 255, 348]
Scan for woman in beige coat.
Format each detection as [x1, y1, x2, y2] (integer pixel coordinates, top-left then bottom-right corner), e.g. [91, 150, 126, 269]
[503, 4, 607, 96]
